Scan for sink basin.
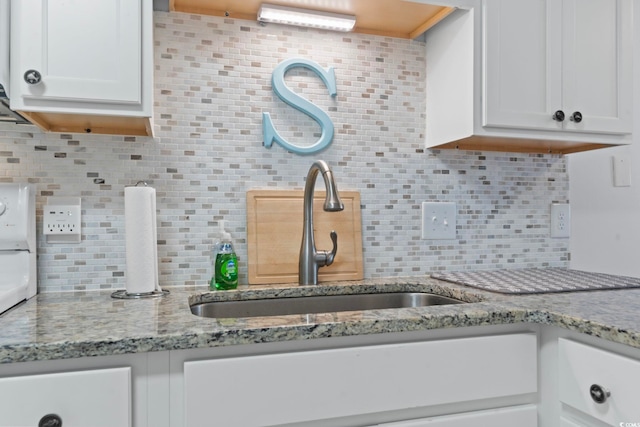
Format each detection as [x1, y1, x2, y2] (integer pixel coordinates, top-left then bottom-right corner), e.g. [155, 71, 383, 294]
[190, 292, 465, 319]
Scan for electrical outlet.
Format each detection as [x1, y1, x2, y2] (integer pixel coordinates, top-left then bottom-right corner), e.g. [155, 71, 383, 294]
[421, 202, 456, 240]
[550, 203, 571, 238]
[44, 205, 81, 234]
[44, 197, 82, 243]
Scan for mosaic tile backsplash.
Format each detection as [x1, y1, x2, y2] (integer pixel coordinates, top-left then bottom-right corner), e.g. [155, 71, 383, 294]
[0, 12, 569, 292]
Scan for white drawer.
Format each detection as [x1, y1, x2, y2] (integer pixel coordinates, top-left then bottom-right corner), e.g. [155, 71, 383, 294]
[559, 338, 640, 426]
[184, 334, 537, 427]
[0, 367, 131, 427]
[376, 404, 537, 427]
[560, 416, 587, 427]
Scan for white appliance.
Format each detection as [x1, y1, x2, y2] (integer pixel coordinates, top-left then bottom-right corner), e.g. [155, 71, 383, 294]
[0, 183, 37, 314]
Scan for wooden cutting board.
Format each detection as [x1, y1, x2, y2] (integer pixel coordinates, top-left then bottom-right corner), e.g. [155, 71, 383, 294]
[246, 189, 363, 285]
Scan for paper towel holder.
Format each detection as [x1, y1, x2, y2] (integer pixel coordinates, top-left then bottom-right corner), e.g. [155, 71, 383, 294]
[111, 289, 169, 299]
[111, 180, 169, 299]
[122, 180, 150, 188]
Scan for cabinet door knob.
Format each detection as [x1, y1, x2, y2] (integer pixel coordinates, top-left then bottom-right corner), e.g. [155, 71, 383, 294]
[38, 413, 62, 427]
[570, 111, 583, 123]
[552, 110, 565, 122]
[589, 384, 610, 404]
[24, 69, 42, 85]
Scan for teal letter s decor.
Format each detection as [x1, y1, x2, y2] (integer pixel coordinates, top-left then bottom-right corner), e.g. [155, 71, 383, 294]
[263, 58, 337, 155]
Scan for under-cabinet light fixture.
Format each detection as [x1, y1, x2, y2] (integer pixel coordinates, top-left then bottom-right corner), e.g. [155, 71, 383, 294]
[257, 3, 356, 32]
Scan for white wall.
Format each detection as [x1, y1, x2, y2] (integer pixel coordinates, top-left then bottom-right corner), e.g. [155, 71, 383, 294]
[568, 4, 640, 277]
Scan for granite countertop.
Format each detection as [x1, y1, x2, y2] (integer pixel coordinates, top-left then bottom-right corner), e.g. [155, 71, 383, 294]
[2, 276, 640, 364]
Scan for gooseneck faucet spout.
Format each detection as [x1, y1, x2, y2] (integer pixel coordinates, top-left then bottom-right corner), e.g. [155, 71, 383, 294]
[299, 160, 344, 286]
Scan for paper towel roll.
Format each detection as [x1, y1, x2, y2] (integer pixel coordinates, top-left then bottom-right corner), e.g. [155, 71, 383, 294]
[124, 185, 160, 294]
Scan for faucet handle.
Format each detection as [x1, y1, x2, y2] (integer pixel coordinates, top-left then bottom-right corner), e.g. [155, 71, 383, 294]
[316, 231, 339, 267]
[325, 231, 338, 266]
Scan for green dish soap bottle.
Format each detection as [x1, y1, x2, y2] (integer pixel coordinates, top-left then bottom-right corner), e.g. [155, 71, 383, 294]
[211, 220, 238, 290]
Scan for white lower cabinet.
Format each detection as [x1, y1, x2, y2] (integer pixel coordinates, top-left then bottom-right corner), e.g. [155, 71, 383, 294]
[7, 323, 640, 427]
[180, 333, 537, 427]
[558, 338, 640, 426]
[0, 367, 131, 427]
[373, 405, 538, 427]
[559, 418, 583, 427]
[0, 352, 163, 427]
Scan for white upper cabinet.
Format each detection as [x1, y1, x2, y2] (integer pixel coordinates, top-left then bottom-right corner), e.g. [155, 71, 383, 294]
[9, 0, 153, 136]
[425, 0, 634, 154]
[483, 0, 562, 132]
[484, 0, 632, 135]
[11, 0, 141, 105]
[0, 2, 9, 95]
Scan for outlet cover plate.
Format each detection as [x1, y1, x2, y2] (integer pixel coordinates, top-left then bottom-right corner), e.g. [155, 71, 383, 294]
[550, 203, 570, 238]
[421, 202, 456, 240]
[44, 197, 82, 243]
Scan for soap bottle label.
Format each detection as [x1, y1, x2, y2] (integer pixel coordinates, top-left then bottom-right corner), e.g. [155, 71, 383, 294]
[214, 251, 238, 290]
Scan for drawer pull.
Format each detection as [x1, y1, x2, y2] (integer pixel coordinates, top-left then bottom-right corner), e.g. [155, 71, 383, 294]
[552, 110, 566, 122]
[570, 111, 583, 123]
[589, 384, 610, 404]
[24, 69, 42, 85]
[38, 413, 62, 427]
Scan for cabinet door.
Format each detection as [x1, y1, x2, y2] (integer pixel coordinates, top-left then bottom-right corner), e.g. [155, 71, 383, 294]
[374, 405, 537, 427]
[559, 339, 640, 426]
[562, 0, 632, 134]
[0, 1, 9, 94]
[0, 367, 131, 427]
[484, 0, 632, 135]
[483, 0, 563, 131]
[10, 0, 141, 108]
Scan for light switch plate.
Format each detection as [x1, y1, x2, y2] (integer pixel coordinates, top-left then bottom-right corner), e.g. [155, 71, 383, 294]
[550, 203, 570, 238]
[421, 202, 456, 240]
[612, 155, 631, 187]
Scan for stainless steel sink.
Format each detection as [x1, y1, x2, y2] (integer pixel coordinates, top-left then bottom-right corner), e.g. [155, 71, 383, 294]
[190, 292, 465, 319]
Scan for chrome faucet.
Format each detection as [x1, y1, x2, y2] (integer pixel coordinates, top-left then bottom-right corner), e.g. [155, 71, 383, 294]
[299, 160, 344, 286]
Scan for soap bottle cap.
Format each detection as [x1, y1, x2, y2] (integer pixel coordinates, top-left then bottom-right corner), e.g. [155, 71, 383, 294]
[219, 220, 232, 242]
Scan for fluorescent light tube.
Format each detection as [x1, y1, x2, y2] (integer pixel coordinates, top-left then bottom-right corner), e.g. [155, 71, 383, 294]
[257, 3, 356, 32]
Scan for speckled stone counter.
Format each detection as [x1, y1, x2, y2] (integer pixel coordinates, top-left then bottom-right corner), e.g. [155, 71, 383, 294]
[1, 276, 640, 364]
